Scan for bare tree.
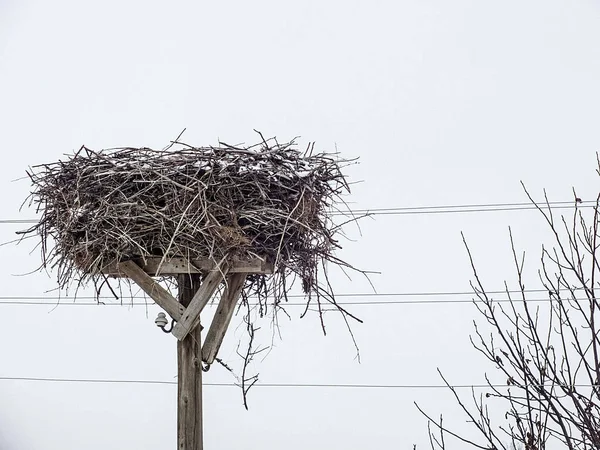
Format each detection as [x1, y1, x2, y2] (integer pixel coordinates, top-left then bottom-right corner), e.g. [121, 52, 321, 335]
[416, 180, 600, 450]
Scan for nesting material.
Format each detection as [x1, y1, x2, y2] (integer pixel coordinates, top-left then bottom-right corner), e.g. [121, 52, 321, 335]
[20, 138, 361, 311]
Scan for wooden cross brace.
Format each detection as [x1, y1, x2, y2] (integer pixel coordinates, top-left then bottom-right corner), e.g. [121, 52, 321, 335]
[114, 257, 270, 365]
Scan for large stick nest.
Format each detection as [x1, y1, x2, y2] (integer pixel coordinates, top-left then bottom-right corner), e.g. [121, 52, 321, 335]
[20, 137, 362, 317]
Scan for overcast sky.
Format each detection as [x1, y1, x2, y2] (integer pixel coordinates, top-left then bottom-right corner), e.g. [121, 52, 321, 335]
[2, 0, 600, 449]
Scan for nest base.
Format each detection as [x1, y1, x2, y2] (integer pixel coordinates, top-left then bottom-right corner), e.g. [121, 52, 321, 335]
[103, 256, 273, 277]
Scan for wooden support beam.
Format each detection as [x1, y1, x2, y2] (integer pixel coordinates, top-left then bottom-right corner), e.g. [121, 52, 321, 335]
[172, 266, 229, 340]
[177, 274, 203, 450]
[201, 273, 246, 365]
[117, 260, 183, 321]
[103, 256, 272, 277]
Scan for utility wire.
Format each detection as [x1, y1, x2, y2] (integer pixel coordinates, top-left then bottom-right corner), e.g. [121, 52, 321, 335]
[0, 200, 595, 224]
[346, 202, 595, 216]
[0, 289, 571, 307]
[0, 376, 597, 390]
[355, 201, 580, 212]
[0, 288, 562, 299]
[0, 298, 577, 307]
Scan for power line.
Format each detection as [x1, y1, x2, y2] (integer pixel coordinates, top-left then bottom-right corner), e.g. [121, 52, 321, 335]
[0, 289, 571, 307]
[0, 298, 575, 307]
[0, 376, 597, 390]
[0, 288, 559, 299]
[348, 203, 595, 216]
[0, 200, 595, 225]
[352, 200, 590, 213]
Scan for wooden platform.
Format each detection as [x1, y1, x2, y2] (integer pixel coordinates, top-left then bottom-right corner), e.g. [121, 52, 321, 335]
[102, 256, 273, 277]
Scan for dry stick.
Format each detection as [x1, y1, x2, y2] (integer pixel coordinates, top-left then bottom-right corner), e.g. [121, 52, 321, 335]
[238, 305, 266, 411]
[273, 186, 307, 269]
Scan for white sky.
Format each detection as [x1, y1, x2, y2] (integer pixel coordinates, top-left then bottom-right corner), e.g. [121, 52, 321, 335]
[1, 0, 600, 448]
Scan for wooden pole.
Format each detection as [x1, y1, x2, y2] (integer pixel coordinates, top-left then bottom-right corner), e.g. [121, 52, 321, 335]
[106, 257, 272, 449]
[177, 274, 203, 450]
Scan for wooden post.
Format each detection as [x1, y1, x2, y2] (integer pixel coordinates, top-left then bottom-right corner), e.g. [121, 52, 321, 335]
[103, 256, 273, 449]
[172, 266, 229, 340]
[202, 273, 246, 365]
[177, 274, 203, 450]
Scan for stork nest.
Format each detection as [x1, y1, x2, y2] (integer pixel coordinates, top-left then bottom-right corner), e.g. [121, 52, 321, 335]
[20, 137, 363, 318]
